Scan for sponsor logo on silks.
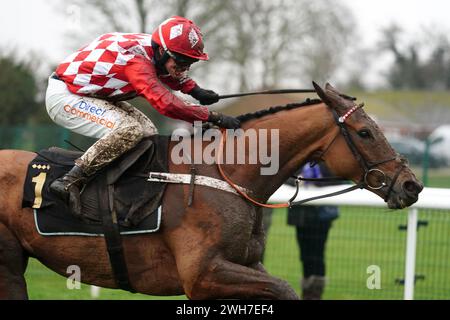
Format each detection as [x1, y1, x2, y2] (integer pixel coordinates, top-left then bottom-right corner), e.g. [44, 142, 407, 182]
[64, 101, 116, 129]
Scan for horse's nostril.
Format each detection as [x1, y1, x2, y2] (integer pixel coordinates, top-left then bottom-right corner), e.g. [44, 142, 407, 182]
[403, 180, 423, 195]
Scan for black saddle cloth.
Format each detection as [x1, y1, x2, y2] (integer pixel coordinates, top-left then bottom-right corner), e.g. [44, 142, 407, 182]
[22, 135, 169, 236]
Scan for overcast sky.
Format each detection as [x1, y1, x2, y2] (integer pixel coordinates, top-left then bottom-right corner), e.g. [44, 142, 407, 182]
[343, 0, 450, 44]
[1, 0, 450, 87]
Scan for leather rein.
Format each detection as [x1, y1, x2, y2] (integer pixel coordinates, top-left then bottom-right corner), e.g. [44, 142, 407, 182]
[216, 102, 406, 208]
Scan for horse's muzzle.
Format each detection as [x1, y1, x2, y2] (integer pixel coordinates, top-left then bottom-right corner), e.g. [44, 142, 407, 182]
[387, 179, 423, 209]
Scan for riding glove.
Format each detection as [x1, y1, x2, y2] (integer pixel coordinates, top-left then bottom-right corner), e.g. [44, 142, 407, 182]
[208, 111, 241, 129]
[190, 85, 220, 105]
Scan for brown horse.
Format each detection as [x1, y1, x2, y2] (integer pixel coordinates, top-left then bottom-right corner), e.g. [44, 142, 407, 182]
[0, 83, 422, 300]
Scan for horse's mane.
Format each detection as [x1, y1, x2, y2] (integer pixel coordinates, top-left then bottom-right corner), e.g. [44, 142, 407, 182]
[236, 98, 322, 123]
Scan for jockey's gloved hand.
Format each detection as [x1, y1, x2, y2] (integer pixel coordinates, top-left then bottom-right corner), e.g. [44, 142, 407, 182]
[190, 85, 220, 105]
[208, 111, 241, 129]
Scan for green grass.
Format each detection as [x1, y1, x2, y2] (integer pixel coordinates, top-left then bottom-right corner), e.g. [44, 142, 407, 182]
[263, 166, 450, 300]
[24, 258, 181, 300]
[25, 258, 188, 300]
[266, 204, 450, 300]
[264, 207, 406, 300]
[423, 168, 450, 188]
[347, 90, 450, 123]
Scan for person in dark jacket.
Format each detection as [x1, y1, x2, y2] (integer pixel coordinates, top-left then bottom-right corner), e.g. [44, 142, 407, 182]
[287, 162, 340, 300]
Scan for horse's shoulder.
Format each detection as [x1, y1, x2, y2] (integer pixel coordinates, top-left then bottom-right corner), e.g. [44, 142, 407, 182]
[0, 150, 34, 221]
[0, 149, 35, 169]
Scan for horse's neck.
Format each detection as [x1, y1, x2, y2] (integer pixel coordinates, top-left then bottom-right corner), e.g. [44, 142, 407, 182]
[237, 102, 336, 201]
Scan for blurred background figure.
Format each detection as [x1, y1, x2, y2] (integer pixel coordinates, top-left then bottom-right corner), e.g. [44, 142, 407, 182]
[261, 162, 341, 300]
[286, 162, 340, 300]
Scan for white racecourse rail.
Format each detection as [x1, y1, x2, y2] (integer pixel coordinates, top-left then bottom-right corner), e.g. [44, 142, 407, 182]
[269, 184, 450, 300]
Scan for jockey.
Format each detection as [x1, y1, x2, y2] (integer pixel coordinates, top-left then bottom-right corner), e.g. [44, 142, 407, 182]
[45, 16, 240, 217]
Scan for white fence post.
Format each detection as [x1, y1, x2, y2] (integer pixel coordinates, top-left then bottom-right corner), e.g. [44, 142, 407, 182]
[404, 207, 418, 300]
[91, 285, 101, 299]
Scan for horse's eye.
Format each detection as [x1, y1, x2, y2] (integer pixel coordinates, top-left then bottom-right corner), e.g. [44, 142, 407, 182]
[358, 129, 372, 139]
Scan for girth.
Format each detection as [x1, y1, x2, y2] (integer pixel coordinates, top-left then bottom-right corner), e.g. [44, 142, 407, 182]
[98, 172, 135, 293]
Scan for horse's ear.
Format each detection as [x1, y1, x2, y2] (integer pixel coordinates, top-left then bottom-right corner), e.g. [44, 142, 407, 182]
[325, 83, 344, 102]
[325, 83, 340, 94]
[312, 81, 331, 105]
[323, 82, 355, 112]
[314, 81, 355, 112]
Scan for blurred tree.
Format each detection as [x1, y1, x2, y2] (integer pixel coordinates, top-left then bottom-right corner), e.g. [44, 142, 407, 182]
[422, 31, 450, 90]
[0, 54, 47, 125]
[70, 0, 228, 34]
[62, 0, 355, 92]
[380, 24, 450, 90]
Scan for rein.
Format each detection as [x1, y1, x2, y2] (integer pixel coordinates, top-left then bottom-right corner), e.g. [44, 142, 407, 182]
[218, 88, 316, 100]
[216, 101, 404, 208]
[216, 130, 361, 209]
[216, 130, 289, 208]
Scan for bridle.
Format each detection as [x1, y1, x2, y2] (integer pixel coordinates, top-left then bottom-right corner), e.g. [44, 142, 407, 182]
[322, 105, 406, 202]
[216, 101, 407, 208]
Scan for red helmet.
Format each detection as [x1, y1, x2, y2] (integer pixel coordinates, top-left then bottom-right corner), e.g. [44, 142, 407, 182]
[151, 16, 209, 61]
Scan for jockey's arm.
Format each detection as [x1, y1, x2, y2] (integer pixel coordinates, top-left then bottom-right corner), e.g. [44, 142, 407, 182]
[124, 56, 209, 123]
[163, 77, 220, 106]
[157, 71, 197, 94]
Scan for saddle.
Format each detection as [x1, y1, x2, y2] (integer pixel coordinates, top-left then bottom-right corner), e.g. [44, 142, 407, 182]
[22, 135, 170, 292]
[22, 135, 170, 233]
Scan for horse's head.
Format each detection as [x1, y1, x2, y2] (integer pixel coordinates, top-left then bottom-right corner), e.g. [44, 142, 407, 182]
[312, 82, 423, 209]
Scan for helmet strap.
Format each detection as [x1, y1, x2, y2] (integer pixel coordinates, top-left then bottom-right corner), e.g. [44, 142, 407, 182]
[158, 18, 174, 52]
[151, 41, 170, 74]
[153, 17, 176, 74]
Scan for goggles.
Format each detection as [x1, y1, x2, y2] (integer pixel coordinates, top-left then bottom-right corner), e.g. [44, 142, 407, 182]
[166, 50, 199, 70]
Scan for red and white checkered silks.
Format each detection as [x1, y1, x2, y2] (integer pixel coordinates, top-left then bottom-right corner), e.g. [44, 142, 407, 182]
[55, 33, 209, 123]
[56, 33, 193, 97]
[56, 33, 155, 97]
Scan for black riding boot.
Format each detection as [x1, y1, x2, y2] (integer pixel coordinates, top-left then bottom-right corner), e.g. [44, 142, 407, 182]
[49, 165, 87, 218]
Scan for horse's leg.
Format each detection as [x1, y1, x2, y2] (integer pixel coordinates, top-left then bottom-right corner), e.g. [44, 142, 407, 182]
[182, 256, 298, 300]
[163, 184, 298, 300]
[0, 223, 28, 300]
[168, 224, 298, 300]
[250, 261, 268, 273]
